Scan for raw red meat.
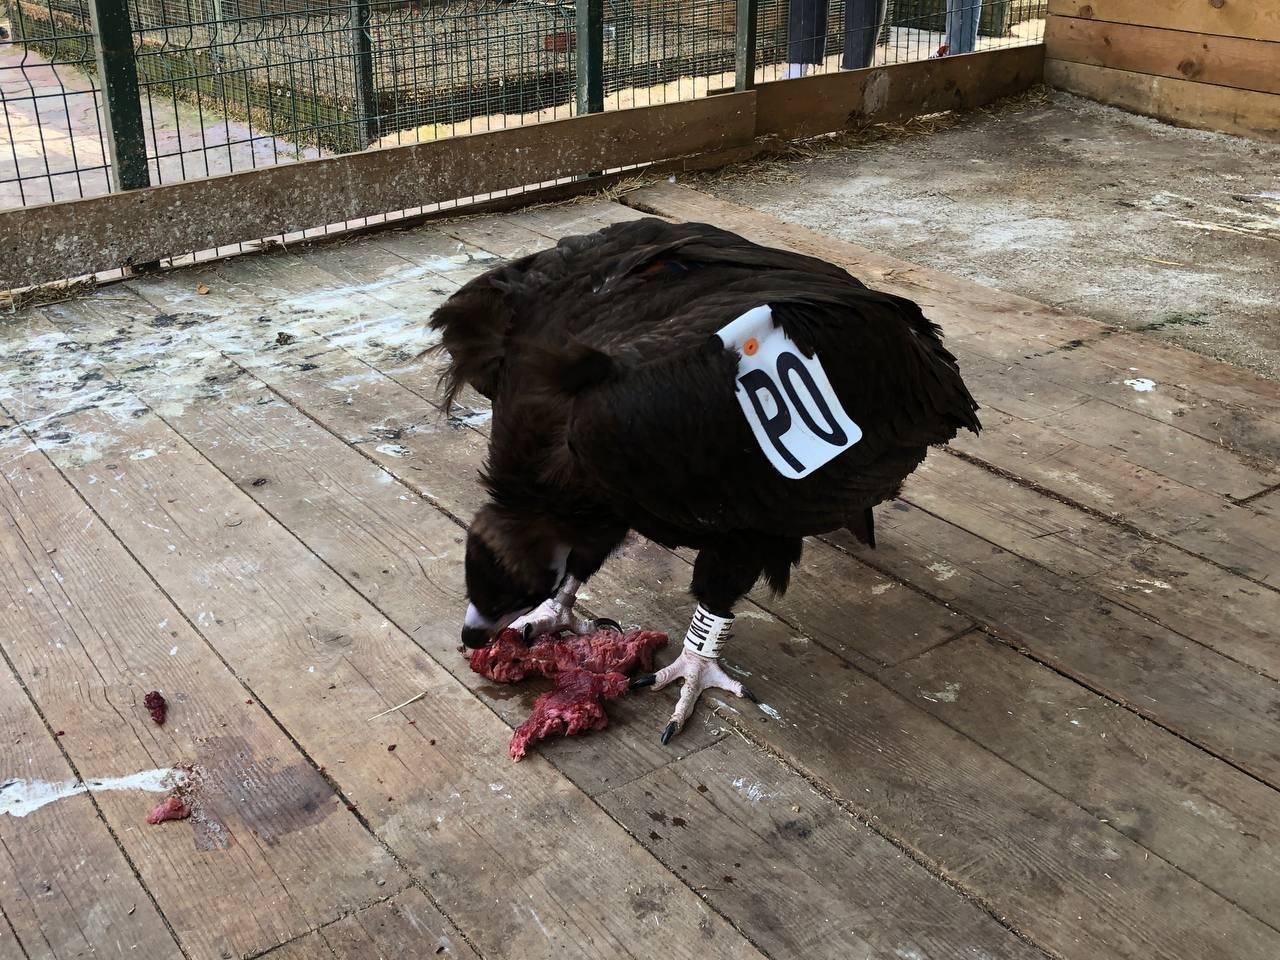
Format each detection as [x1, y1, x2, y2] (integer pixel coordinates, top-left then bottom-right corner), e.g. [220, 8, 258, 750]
[146, 795, 190, 824]
[469, 628, 666, 683]
[469, 627, 667, 760]
[143, 690, 167, 725]
[509, 669, 629, 760]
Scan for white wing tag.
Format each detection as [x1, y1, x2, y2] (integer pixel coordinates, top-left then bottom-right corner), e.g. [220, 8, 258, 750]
[716, 305, 861, 479]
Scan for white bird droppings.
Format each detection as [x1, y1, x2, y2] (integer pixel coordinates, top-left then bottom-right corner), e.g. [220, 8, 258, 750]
[1124, 378, 1157, 392]
[731, 777, 772, 804]
[927, 561, 957, 581]
[2, 767, 186, 818]
[921, 682, 960, 703]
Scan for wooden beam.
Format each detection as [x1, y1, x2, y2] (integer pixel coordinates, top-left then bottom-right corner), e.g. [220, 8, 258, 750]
[286, 143, 762, 256]
[755, 43, 1045, 142]
[1047, 0, 1280, 43]
[3, 47, 1051, 293]
[1046, 58, 1280, 142]
[1, 93, 756, 291]
[1046, 16, 1280, 95]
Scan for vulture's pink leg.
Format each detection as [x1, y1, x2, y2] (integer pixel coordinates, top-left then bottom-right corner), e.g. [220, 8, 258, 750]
[507, 576, 621, 640]
[631, 605, 755, 743]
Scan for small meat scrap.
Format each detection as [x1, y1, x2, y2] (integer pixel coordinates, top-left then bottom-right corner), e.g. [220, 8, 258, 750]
[468, 627, 667, 760]
[146, 795, 191, 825]
[143, 690, 167, 725]
[509, 668, 629, 760]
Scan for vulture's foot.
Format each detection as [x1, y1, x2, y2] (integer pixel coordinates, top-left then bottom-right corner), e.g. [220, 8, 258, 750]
[631, 649, 756, 744]
[508, 596, 620, 642]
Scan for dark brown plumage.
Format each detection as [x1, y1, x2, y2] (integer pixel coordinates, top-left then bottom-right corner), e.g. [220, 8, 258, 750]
[433, 217, 979, 680]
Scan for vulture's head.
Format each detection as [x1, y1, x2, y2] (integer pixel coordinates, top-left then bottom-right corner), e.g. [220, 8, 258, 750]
[460, 503, 565, 649]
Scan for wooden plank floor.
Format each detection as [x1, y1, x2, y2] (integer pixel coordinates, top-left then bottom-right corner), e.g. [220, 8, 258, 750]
[2, 186, 1279, 960]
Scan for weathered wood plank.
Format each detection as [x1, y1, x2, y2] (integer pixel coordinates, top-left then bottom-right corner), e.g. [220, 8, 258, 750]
[258, 934, 336, 959]
[1, 334, 763, 960]
[31, 202, 1280, 955]
[1046, 17, 1280, 95]
[0, 407, 407, 960]
[1075, 332, 1280, 418]
[0, 663, 181, 960]
[956, 353, 1280, 488]
[905, 454, 1280, 680]
[712, 443, 1280, 792]
[946, 408, 1280, 587]
[588, 541, 1280, 959]
[107, 256, 1280, 957]
[598, 736, 1044, 960]
[132, 209, 1280, 813]
[1252, 487, 1280, 512]
[183, 365, 1280, 957]
[0, 920, 21, 960]
[755, 44, 1046, 142]
[1047, 0, 1280, 43]
[877, 632, 1280, 925]
[318, 888, 478, 959]
[46, 288, 1049, 959]
[1045, 58, 1280, 142]
[0, 93, 756, 291]
[825, 499, 1280, 789]
[746, 531, 972, 665]
[0, 422, 404, 959]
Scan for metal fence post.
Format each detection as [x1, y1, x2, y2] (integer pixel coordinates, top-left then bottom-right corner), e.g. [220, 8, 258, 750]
[735, 0, 759, 92]
[350, 0, 379, 149]
[87, 0, 150, 191]
[576, 0, 604, 115]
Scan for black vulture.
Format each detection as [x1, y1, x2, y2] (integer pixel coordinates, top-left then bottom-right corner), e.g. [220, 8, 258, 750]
[430, 217, 980, 742]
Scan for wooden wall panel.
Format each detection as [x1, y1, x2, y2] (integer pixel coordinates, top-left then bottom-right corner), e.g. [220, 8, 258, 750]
[1046, 1, 1280, 140]
[1045, 16, 1280, 95]
[1048, 0, 1280, 43]
[756, 43, 1045, 141]
[1046, 58, 1280, 141]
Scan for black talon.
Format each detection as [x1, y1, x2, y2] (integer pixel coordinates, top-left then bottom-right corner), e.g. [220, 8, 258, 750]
[660, 720, 678, 746]
[590, 617, 623, 633]
[630, 673, 656, 690]
[742, 687, 758, 704]
[521, 622, 536, 644]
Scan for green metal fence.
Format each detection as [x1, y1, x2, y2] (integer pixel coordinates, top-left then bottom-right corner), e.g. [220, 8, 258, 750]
[0, 0, 1046, 215]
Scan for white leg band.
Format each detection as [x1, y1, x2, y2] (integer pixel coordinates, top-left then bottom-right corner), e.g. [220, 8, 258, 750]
[684, 605, 733, 659]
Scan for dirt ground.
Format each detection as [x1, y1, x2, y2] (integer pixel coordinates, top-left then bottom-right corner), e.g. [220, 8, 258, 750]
[696, 89, 1280, 380]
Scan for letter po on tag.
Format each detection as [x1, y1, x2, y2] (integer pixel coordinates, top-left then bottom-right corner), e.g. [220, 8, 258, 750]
[716, 305, 861, 479]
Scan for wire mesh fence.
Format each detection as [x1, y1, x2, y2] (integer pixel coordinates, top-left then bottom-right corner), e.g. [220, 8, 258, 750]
[756, 0, 1045, 79]
[1, 0, 1045, 260]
